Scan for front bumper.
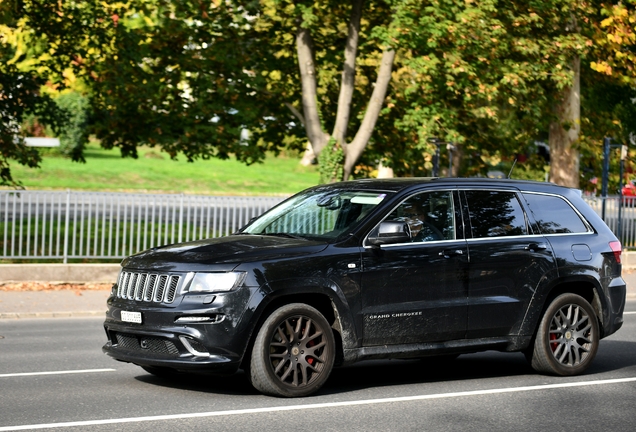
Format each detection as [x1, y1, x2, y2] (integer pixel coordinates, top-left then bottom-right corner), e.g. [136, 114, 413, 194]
[102, 322, 240, 374]
[102, 288, 256, 375]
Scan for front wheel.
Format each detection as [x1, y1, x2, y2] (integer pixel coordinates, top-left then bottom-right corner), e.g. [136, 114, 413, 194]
[250, 303, 335, 397]
[528, 293, 599, 376]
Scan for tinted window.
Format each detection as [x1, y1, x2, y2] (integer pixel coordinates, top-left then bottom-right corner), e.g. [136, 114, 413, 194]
[522, 193, 588, 234]
[245, 190, 390, 239]
[464, 191, 527, 238]
[386, 191, 455, 242]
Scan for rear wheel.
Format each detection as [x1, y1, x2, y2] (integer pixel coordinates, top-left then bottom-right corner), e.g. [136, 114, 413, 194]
[250, 303, 335, 397]
[528, 293, 599, 376]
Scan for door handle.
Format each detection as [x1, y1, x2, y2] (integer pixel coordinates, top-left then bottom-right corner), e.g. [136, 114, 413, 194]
[525, 243, 548, 252]
[439, 249, 463, 258]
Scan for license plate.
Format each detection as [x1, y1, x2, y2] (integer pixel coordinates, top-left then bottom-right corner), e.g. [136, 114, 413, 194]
[121, 311, 142, 324]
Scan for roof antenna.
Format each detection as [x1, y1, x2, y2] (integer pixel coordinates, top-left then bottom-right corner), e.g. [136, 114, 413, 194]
[507, 158, 518, 179]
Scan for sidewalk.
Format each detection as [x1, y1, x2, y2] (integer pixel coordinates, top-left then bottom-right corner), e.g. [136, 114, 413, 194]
[0, 290, 110, 319]
[1, 272, 635, 320]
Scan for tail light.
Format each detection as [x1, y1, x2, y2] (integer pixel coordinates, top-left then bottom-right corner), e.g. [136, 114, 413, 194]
[609, 241, 622, 264]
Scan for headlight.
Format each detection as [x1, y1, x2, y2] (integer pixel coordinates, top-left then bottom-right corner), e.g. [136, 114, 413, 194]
[185, 272, 246, 294]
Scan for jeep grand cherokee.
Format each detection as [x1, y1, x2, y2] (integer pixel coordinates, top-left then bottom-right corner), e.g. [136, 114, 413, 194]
[103, 178, 626, 397]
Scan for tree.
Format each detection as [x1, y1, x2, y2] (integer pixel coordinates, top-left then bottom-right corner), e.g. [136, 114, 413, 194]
[4, 0, 630, 188]
[0, 2, 69, 186]
[380, 0, 593, 185]
[283, 0, 396, 181]
[580, 1, 636, 191]
[590, 0, 636, 84]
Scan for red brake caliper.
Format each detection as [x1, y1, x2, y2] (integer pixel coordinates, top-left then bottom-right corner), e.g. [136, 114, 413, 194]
[550, 333, 558, 351]
[305, 324, 316, 365]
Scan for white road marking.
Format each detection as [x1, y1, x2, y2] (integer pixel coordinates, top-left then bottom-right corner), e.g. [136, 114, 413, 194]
[1, 376, 636, 431]
[623, 311, 636, 314]
[0, 369, 116, 378]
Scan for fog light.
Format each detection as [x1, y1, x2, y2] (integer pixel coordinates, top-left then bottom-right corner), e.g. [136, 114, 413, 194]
[175, 315, 224, 324]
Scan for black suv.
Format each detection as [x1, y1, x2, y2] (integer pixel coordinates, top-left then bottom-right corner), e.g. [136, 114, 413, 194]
[103, 178, 626, 397]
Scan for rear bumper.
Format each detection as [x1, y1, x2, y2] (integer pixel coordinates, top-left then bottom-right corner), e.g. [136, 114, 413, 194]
[602, 277, 627, 338]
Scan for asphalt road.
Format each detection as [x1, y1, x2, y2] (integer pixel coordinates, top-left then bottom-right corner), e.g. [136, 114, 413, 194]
[1, 302, 636, 432]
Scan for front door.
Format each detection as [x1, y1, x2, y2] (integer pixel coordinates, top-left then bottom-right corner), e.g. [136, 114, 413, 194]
[360, 190, 469, 346]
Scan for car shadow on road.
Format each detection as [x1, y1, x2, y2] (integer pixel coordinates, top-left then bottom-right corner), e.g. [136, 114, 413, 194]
[323, 339, 636, 395]
[134, 370, 260, 396]
[131, 339, 636, 397]
[324, 352, 534, 395]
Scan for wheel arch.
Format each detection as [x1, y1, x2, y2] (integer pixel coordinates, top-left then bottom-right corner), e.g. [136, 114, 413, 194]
[521, 276, 606, 342]
[241, 287, 354, 370]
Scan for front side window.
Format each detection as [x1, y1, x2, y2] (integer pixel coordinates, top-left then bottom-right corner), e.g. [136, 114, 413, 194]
[464, 190, 528, 238]
[243, 189, 391, 240]
[385, 191, 456, 242]
[522, 193, 589, 234]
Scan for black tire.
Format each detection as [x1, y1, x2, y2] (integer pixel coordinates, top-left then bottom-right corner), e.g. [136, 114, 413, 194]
[528, 293, 599, 376]
[141, 365, 180, 379]
[250, 303, 335, 397]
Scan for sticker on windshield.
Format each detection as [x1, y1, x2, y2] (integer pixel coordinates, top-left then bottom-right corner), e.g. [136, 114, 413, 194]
[351, 194, 386, 205]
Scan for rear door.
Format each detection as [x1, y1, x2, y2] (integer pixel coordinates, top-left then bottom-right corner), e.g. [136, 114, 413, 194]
[461, 189, 558, 338]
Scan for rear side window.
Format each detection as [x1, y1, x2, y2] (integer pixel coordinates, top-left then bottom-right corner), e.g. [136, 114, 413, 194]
[522, 193, 588, 234]
[464, 191, 528, 238]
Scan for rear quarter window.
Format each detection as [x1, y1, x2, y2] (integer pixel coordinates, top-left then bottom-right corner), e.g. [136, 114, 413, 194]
[522, 193, 589, 234]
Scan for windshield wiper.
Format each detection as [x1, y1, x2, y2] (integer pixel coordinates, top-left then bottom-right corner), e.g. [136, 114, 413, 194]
[261, 232, 308, 240]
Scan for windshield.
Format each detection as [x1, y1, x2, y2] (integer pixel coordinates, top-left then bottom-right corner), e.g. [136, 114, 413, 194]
[243, 189, 391, 240]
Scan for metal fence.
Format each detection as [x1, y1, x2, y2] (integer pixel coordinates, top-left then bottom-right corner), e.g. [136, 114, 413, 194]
[583, 195, 636, 248]
[0, 190, 284, 262]
[2, 190, 636, 262]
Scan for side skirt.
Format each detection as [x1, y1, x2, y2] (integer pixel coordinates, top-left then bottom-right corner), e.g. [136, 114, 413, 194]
[341, 336, 531, 365]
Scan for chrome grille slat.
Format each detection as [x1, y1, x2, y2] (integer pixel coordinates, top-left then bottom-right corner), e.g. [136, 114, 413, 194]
[143, 274, 157, 302]
[126, 273, 138, 299]
[154, 275, 168, 302]
[166, 276, 179, 303]
[119, 272, 130, 298]
[135, 274, 147, 301]
[115, 271, 181, 304]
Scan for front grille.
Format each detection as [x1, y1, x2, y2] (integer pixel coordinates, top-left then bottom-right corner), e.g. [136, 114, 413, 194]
[116, 271, 182, 303]
[115, 332, 180, 357]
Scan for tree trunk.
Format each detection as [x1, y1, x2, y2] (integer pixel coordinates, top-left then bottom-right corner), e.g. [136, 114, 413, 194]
[343, 49, 396, 180]
[295, 26, 329, 155]
[294, 2, 394, 182]
[451, 144, 462, 177]
[549, 57, 580, 188]
[332, 0, 364, 146]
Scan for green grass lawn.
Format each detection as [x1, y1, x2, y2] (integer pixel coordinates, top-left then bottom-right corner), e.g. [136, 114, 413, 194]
[4, 144, 320, 196]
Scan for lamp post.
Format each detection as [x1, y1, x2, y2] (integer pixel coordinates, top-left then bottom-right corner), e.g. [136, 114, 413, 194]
[601, 137, 628, 241]
[428, 137, 454, 177]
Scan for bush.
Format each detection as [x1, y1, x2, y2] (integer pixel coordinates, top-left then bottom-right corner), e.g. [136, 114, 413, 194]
[55, 92, 90, 162]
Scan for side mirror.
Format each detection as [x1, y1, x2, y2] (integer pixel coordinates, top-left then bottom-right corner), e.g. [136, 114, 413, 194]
[367, 221, 411, 246]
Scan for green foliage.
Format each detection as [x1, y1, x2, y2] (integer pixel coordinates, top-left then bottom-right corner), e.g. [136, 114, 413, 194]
[55, 92, 90, 162]
[0, 65, 68, 187]
[3, 0, 636, 188]
[381, 0, 589, 175]
[318, 138, 344, 184]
